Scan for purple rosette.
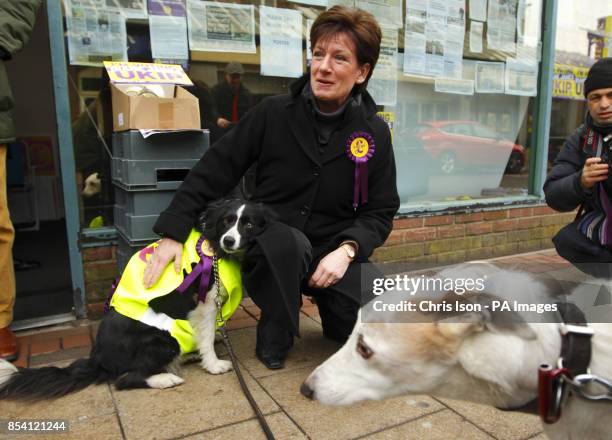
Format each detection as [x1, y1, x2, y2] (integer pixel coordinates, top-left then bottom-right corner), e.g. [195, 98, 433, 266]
[345, 131, 376, 209]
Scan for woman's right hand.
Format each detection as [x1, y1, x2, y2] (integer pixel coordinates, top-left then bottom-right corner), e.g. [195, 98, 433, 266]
[142, 237, 183, 288]
[580, 157, 609, 189]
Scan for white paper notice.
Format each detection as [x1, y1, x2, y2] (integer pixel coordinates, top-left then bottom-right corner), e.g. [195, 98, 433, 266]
[486, 0, 517, 53]
[444, 0, 466, 78]
[368, 27, 398, 106]
[403, 1, 427, 75]
[435, 77, 475, 95]
[260, 6, 303, 78]
[149, 15, 189, 61]
[470, 20, 483, 52]
[475, 61, 505, 93]
[306, 19, 314, 60]
[187, 1, 256, 53]
[108, 0, 148, 19]
[66, 2, 127, 66]
[288, 0, 327, 6]
[356, 0, 403, 29]
[505, 58, 537, 96]
[469, 0, 487, 22]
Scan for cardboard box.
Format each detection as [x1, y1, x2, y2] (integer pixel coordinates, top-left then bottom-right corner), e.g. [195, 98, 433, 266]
[104, 62, 200, 131]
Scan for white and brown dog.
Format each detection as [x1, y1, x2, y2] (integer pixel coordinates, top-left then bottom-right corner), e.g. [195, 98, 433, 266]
[302, 263, 612, 440]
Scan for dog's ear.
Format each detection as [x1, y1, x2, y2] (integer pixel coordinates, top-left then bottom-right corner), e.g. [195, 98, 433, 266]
[202, 199, 229, 237]
[196, 211, 207, 232]
[436, 293, 536, 341]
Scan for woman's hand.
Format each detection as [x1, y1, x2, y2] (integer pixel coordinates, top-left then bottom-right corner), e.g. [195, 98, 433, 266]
[142, 238, 183, 288]
[308, 248, 352, 289]
[581, 157, 609, 189]
[216, 117, 231, 129]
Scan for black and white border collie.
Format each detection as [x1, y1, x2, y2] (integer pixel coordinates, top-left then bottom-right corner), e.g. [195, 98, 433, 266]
[0, 199, 274, 400]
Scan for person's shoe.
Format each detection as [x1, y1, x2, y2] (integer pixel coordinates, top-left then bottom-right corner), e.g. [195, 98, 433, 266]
[256, 350, 286, 370]
[0, 327, 18, 362]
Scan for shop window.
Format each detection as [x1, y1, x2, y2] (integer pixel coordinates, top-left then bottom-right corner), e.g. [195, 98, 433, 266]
[61, 0, 547, 227]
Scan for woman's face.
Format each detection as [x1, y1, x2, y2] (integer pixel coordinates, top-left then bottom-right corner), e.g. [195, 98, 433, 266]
[310, 32, 370, 113]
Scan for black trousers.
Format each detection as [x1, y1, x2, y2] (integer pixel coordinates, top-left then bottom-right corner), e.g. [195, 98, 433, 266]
[242, 222, 380, 354]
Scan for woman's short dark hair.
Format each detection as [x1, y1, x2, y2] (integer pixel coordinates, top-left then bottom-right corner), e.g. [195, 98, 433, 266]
[310, 6, 382, 89]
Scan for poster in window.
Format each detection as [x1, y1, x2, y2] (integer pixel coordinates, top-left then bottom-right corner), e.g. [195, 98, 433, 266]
[404, 0, 466, 78]
[469, 20, 483, 53]
[148, 0, 186, 16]
[403, 1, 427, 75]
[368, 27, 398, 106]
[486, 0, 517, 53]
[475, 61, 505, 93]
[356, 0, 403, 29]
[468, 0, 487, 22]
[505, 58, 537, 96]
[259, 6, 303, 78]
[288, 0, 327, 6]
[187, 1, 256, 53]
[66, 2, 128, 66]
[106, 0, 148, 19]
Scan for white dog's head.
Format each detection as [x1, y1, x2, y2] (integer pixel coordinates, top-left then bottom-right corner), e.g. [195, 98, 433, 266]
[302, 265, 559, 409]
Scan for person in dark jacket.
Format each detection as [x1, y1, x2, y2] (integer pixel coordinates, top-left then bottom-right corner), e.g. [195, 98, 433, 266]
[0, 0, 41, 361]
[544, 57, 612, 271]
[144, 6, 399, 369]
[212, 62, 252, 131]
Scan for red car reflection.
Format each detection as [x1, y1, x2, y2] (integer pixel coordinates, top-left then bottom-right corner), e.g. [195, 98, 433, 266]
[410, 121, 526, 174]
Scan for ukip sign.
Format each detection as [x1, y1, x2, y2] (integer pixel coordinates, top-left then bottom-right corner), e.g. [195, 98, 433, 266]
[103, 61, 193, 86]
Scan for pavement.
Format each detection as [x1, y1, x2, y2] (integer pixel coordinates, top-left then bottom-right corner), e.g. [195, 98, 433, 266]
[2, 249, 577, 440]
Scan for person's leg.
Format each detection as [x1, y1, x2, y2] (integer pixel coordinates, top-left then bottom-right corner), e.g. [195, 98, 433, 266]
[242, 222, 312, 369]
[304, 258, 381, 343]
[312, 291, 360, 344]
[0, 145, 18, 361]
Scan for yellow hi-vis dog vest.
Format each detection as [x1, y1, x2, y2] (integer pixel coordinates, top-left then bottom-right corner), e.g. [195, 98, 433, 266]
[110, 229, 242, 354]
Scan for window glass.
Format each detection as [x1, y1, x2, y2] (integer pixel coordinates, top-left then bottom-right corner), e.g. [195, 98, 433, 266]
[550, 0, 612, 168]
[62, 0, 546, 229]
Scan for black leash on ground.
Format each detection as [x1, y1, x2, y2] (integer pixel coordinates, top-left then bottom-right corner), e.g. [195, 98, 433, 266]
[213, 256, 276, 440]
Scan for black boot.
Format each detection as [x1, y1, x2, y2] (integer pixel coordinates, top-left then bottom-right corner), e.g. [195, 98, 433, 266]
[255, 313, 293, 370]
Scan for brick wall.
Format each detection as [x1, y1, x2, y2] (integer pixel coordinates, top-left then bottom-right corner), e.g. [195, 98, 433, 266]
[81, 203, 574, 317]
[371, 204, 574, 269]
[82, 246, 119, 318]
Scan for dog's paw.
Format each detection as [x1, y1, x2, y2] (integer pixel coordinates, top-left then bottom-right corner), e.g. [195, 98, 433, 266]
[145, 373, 185, 389]
[202, 359, 233, 374]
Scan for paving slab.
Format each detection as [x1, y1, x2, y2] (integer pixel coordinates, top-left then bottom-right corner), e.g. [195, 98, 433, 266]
[2, 383, 120, 440]
[182, 411, 307, 439]
[223, 315, 341, 379]
[2, 382, 116, 420]
[437, 397, 542, 440]
[111, 362, 278, 440]
[258, 366, 443, 440]
[360, 409, 494, 440]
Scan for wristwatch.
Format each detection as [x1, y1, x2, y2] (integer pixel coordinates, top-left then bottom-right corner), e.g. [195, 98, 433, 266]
[340, 243, 357, 260]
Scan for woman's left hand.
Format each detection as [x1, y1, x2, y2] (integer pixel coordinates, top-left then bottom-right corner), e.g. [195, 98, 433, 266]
[308, 248, 352, 289]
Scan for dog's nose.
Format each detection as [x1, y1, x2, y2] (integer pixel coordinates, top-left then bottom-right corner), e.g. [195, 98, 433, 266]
[222, 236, 236, 247]
[300, 381, 314, 400]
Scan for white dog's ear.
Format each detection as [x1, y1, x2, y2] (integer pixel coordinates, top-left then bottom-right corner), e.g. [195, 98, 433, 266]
[436, 294, 536, 341]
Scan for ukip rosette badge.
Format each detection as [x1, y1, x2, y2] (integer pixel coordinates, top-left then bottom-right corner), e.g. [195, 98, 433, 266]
[346, 131, 375, 209]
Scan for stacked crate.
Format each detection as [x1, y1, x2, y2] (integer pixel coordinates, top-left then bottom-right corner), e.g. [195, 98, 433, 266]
[112, 130, 209, 272]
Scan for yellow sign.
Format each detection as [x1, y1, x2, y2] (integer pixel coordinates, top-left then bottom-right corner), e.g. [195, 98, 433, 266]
[552, 63, 589, 100]
[376, 111, 395, 142]
[103, 61, 193, 86]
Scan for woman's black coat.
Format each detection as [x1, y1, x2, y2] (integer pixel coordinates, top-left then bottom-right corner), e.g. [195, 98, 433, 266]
[154, 75, 400, 260]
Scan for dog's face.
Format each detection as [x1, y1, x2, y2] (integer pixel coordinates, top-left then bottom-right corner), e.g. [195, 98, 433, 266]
[302, 266, 550, 408]
[198, 199, 274, 257]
